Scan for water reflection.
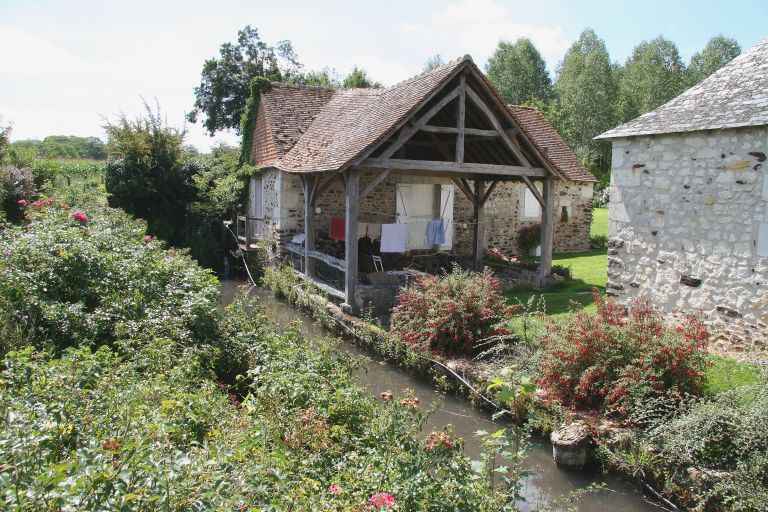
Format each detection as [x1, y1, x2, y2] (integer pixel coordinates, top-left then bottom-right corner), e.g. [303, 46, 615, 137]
[220, 281, 656, 512]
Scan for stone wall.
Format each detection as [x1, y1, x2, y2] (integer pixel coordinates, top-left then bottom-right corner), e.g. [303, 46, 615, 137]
[607, 127, 768, 357]
[259, 171, 594, 257]
[453, 180, 594, 255]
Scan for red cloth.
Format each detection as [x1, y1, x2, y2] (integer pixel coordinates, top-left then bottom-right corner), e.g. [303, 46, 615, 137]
[330, 217, 345, 241]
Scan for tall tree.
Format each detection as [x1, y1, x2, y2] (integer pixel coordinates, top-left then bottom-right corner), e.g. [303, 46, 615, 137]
[617, 36, 686, 122]
[486, 38, 553, 105]
[342, 66, 381, 88]
[188, 26, 297, 135]
[686, 35, 741, 86]
[554, 29, 617, 175]
[0, 119, 9, 163]
[423, 54, 445, 73]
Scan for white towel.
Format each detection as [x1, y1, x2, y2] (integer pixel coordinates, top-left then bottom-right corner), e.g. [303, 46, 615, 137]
[406, 220, 431, 250]
[381, 224, 408, 253]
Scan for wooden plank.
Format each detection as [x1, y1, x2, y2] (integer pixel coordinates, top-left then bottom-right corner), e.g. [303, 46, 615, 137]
[363, 157, 547, 177]
[292, 269, 346, 300]
[456, 75, 466, 165]
[521, 175, 545, 207]
[301, 175, 316, 277]
[284, 243, 347, 272]
[451, 177, 475, 203]
[472, 179, 486, 270]
[379, 86, 461, 160]
[344, 170, 360, 313]
[360, 168, 391, 200]
[420, 125, 497, 137]
[465, 86, 533, 168]
[537, 177, 555, 286]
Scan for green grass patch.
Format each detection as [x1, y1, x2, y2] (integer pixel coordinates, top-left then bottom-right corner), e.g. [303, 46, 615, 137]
[591, 207, 608, 238]
[703, 355, 763, 396]
[506, 249, 607, 319]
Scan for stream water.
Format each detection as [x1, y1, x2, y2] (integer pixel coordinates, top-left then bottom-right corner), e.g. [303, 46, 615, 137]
[220, 280, 657, 511]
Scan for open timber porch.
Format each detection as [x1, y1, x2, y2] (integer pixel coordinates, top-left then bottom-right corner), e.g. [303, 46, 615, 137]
[286, 67, 559, 314]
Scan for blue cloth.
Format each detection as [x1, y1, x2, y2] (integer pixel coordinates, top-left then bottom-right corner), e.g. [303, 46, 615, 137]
[426, 219, 445, 246]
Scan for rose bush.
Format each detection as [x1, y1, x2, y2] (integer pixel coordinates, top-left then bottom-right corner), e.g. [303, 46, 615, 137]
[537, 290, 709, 416]
[391, 266, 517, 356]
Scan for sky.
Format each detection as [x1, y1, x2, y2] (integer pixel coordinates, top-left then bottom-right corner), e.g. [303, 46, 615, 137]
[2, 0, 767, 151]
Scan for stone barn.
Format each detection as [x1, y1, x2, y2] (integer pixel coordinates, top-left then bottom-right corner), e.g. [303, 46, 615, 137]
[238, 55, 595, 312]
[596, 38, 768, 356]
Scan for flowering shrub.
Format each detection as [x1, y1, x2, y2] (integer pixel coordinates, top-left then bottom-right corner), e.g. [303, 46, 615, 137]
[71, 210, 88, 224]
[390, 266, 517, 356]
[516, 223, 541, 255]
[538, 290, 709, 416]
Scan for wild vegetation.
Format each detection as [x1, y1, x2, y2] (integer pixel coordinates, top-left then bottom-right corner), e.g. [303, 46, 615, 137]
[9, 135, 106, 161]
[0, 196, 527, 510]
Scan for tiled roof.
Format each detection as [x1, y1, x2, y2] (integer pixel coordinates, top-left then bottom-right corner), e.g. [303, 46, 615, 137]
[251, 55, 594, 182]
[508, 105, 596, 182]
[597, 38, 768, 139]
[276, 56, 467, 172]
[254, 84, 335, 166]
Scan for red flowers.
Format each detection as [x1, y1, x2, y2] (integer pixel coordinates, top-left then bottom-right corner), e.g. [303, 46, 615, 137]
[72, 211, 89, 225]
[369, 492, 395, 509]
[16, 199, 28, 207]
[328, 483, 341, 495]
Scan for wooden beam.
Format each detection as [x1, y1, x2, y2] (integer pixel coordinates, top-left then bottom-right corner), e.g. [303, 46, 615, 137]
[451, 177, 475, 203]
[363, 157, 547, 177]
[301, 175, 317, 277]
[421, 125, 497, 137]
[456, 75, 466, 165]
[360, 169, 391, 200]
[465, 86, 533, 168]
[537, 177, 555, 287]
[472, 179, 486, 270]
[379, 86, 461, 160]
[521, 175, 545, 207]
[311, 172, 342, 206]
[481, 179, 500, 205]
[343, 170, 360, 313]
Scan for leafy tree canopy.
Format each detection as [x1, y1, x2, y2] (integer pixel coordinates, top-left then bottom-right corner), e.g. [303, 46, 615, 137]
[188, 26, 298, 135]
[687, 35, 741, 86]
[617, 36, 687, 122]
[487, 38, 553, 105]
[423, 54, 445, 73]
[342, 66, 381, 89]
[553, 29, 617, 175]
[11, 135, 106, 160]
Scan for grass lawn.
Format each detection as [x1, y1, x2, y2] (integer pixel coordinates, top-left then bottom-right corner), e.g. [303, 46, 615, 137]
[505, 208, 609, 319]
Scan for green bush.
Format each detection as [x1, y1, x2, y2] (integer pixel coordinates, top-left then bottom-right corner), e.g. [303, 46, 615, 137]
[0, 202, 220, 357]
[0, 165, 34, 222]
[649, 383, 768, 511]
[391, 266, 516, 356]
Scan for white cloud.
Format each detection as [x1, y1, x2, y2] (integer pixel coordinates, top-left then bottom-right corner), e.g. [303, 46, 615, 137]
[0, 26, 96, 75]
[396, 0, 571, 72]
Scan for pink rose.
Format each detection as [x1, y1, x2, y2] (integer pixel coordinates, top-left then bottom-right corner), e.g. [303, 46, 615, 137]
[143, 235, 155, 243]
[17, 199, 28, 207]
[328, 483, 341, 495]
[72, 211, 88, 225]
[369, 492, 395, 509]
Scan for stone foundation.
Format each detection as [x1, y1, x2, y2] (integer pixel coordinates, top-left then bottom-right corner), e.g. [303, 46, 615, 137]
[607, 127, 768, 358]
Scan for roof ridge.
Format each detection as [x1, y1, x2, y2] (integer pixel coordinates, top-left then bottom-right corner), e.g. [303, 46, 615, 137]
[382, 55, 470, 91]
[267, 81, 336, 92]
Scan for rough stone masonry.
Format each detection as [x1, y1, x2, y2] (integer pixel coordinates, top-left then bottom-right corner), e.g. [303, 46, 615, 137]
[607, 126, 768, 357]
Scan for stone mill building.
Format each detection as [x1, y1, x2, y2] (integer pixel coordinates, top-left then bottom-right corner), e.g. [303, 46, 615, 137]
[597, 38, 768, 356]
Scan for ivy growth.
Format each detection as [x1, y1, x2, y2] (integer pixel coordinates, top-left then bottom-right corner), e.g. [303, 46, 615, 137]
[239, 77, 272, 164]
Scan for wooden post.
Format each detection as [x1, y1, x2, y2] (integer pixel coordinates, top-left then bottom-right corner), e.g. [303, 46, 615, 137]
[343, 170, 360, 313]
[431, 184, 442, 250]
[302, 175, 316, 278]
[537, 177, 555, 287]
[456, 75, 466, 164]
[472, 179, 486, 270]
